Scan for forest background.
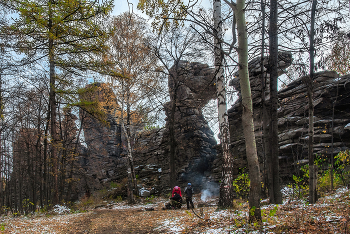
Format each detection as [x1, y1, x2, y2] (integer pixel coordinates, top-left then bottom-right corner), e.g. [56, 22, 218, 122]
[0, 0, 349, 223]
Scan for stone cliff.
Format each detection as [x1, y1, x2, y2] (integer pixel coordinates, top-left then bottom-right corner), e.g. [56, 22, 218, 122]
[229, 59, 350, 182]
[77, 57, 350, 198]
[133, 61, 219, 195]
[76, 62, 219, 197]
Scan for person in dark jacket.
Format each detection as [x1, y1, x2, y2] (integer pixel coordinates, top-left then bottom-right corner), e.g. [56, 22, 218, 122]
[184, 183, 194, 209]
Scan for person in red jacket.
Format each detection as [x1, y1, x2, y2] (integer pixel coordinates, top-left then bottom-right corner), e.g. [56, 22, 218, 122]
[170, 186, 182, 209]
[172, 186, 182, 197]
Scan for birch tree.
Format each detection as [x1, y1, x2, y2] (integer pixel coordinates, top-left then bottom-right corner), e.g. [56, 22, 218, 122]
[222, 0, 262, 221]
[213, 0, 234, 209]
[106, 12, 161, 203]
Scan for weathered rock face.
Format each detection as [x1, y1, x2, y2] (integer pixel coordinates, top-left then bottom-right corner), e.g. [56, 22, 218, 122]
[76, 83, 126, 195]
[165, 61, 218, 187]
[77, 63, 219, 196]
[277, 72, 350, 178]
[228, 52, 294, 179]
[78, 55, 350, 198]
[229, 56, 350, 182]
[133, 61, 219, 194]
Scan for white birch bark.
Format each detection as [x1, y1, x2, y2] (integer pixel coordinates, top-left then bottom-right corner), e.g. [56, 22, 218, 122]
[236, 0, 261, 221]
[120, 81, 136, 204]
[214, 0, 234, 208]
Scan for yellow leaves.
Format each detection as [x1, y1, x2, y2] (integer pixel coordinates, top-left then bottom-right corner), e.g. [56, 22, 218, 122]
[185, 210, 193, 217]
[328, 38, 350, 75]
[136, 0, 187, 32]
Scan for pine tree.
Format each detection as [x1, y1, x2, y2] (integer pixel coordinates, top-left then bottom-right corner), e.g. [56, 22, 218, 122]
[5, 0, 113, 204]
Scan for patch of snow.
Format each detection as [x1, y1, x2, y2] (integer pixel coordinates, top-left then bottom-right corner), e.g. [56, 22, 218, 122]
[281, 186, 294, 198]
[261, 203, 282, 209]
[154, 217, 184, 233]
[345, 123, 350, 130]
[158, 168, 162, 172]
[324, 187, 349, 200]
[260, 198, 269, 204]
[326, 215, 343, 222]
[53, 205, 70, 214]
[139, 188, 151, 197]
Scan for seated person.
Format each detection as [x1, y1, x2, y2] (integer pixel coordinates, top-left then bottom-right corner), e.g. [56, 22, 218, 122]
[169, 186, 182, 209]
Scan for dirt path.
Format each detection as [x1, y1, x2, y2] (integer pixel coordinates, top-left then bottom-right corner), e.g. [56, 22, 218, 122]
[0, 198, 196, 234]
[60, 208, 182, 234]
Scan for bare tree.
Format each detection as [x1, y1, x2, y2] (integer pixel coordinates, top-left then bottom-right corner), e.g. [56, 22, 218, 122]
[106, 12, 163, 203]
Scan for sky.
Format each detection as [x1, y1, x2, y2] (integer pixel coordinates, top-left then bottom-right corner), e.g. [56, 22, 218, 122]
[112, 0, 150, 18]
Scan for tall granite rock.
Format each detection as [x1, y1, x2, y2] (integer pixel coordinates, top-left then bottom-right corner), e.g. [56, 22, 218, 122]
[76, 83, 126, 195]
[165, 61, 218, 186]
[228, 52, 294, 178]
[133, 61, 219, 194]
[76, 63, 219, 196]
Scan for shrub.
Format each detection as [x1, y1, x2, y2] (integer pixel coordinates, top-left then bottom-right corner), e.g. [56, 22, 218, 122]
[233, 170, 250, 199]
[110, 181, 118, 188]
[335, 149, 350, 186]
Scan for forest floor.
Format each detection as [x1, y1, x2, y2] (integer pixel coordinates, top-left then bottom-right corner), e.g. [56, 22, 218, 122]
[0, 187, 350, 233]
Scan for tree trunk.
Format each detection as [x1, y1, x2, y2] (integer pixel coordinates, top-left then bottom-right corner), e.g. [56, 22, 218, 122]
[169, 74, 178, 189]
[214, 0, 234, 209]
[308, 0, 317, 204]
[126, 86, 137, 191]
[48, 2, 59, 204]
[43, 102, 51, 206]
[268, 0, 282, 204]
[236, 0, 262, 221]
[0, 73, 2, 210]
[260, 0, 269, 197]
[0, 139, 2, 211]
[120, 81, 135, 204]
[330, 81, 338, 191]
[34, 95, 43, 208]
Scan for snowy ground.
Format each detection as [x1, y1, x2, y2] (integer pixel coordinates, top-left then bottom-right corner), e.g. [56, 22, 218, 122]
[0, 187, 349, 233]
[153, 186, 350, 233]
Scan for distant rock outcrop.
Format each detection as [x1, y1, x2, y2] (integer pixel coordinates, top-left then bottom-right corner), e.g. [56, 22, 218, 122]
[76, 83, 126, 195]
[229, 54, 350, 182]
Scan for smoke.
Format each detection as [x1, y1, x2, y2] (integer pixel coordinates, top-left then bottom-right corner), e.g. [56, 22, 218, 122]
[201, 189, 212, 201]
[200, 181, 219, 202]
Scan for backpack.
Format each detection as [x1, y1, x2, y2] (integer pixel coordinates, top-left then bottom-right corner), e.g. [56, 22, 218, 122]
[185, 186, 193, 197]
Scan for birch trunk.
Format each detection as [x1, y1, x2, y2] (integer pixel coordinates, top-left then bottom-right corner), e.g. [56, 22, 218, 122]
[169, 73, 178, 189]
[214, 0, 234, 209]
[120, 81, 136, 204]
[236, 0, 262, 221]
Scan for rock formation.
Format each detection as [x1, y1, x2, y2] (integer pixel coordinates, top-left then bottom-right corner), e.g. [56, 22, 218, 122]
[77, 55, 350, 199]
[228, 51, 350, 181]
[75, 83, 126, 196]
[133, 61, 219, 195]
[77, 62, 219, 196]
